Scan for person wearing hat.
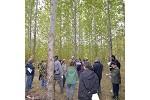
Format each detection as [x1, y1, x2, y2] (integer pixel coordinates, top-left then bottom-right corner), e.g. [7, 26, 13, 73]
[110, 61, 121, 99]
[25, 58, 35, 91]
[93, 58, 103, 95]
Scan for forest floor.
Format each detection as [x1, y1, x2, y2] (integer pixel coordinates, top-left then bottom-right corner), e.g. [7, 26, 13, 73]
[25, 64, 125, 100]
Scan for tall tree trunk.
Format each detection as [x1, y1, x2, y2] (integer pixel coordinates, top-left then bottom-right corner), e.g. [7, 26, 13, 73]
[29, 2, 32, 57]
[47, 0, 57, 99]
[92, 6, 97, 58]
[107, 0, 112, 59]
[28, 14, 30, 58]
[74, 0, 77, 59]
[121, 0, 125, 26]
[59, 14, 62, 60]
[33, 0, 38, 59]
[78, 16, 81, 58]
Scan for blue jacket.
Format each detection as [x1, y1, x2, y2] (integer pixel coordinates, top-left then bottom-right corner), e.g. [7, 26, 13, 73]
[26, 63, 35, 76]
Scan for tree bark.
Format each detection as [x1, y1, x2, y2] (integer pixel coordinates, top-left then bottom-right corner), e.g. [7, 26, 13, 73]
[78, 15, 81, 58]
[47, 0, 57, 99]
[59, 14, 62, 60]
[74, 0, 77, 59]
[107, 0, 112, 59]
[121, 0, 125, 26]
[29, 2, 32, 57]
[33, 0, 38, 59]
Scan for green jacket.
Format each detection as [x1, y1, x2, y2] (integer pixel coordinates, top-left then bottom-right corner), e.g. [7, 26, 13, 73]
[111, 66, 121, 84]
[65, 66, 78, 84]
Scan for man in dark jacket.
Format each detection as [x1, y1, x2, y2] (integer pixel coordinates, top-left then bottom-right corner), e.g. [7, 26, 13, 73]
[110, 55, 121, 69]
[93, 58, 103, 94]
[78, 61, 99, 100]
[25, 58, 35, 91]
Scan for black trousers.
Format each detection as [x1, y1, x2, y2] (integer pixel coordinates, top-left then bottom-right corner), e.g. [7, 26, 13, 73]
[113, 83, 119, 96]
[63, 75, 66, 87]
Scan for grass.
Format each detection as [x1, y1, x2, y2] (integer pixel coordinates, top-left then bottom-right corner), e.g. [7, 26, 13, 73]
[25, 63, 125, 100]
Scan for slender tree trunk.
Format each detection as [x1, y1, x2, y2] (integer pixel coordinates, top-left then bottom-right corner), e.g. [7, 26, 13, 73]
[78, 16, 80, 58]
[115, 32, 118, 55]
[121, 0, 125, 26]
[47, 0, 57, 99]
[28, 15, 30, 58]
[107, 0, 112, 59]
[100, 35, 103, 63]
[90, 33, 92, 62]
[92, 6, 97, 58]
[74, 0, 77, 59]
[29, 2, 32, 57]
[33, 0, 38, 59]
[59, 14, 62, 60]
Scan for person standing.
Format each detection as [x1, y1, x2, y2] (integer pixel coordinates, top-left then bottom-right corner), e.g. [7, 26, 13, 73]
[78, 61, 99, 100]
[54, 55, 63, 93]
[61, 59, 67, 88]
[93, 58, 103, 95]
[110, 62, 121, 99]
[25, 58, 35, 91]
[110, 55, 121, 69]
[41, 60, 47, 89]
[76, 59, 82, 77]
[65, 60, 78, 100]
[38, 60, 44, 81]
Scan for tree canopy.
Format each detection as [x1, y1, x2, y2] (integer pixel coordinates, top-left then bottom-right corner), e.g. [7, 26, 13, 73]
[25, 0, 125, 65]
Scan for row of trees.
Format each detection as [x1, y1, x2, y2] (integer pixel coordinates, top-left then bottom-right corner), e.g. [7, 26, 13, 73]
[25, 0, 125, 99]
[25, 0, 125, 64]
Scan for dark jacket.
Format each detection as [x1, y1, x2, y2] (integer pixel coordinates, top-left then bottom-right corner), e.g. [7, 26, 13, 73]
[93, 61, 103, 84]
[78, 69, 99, 100]
[111, 66, 121, 84]
[26, 63, 35, 76]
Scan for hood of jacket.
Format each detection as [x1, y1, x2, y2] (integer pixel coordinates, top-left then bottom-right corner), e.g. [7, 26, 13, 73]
[81, 69, 97, 91]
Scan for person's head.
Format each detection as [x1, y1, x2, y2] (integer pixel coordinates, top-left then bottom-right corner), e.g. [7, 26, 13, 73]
[28, 58, 34, 64]
[61, 59, 66, 64]
[83, 57, 88, 62]
[110, 55, 116, 61]
[70, 60, 76, 67]
[94, 58, 100, 63]
[83, 61, 91, 70]
[79, 58, 81, 61]
[54, 55, 58, 60]
[110, 61, 117, 68]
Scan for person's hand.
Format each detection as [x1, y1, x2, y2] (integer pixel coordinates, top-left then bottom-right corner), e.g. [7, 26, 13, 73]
[109, 76, 112, 79]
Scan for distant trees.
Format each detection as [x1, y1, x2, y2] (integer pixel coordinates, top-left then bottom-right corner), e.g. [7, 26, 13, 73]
[25, 0, 125, 65]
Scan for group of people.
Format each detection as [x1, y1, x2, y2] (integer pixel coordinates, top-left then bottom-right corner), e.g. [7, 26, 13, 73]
[25, 54, 121, 100]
